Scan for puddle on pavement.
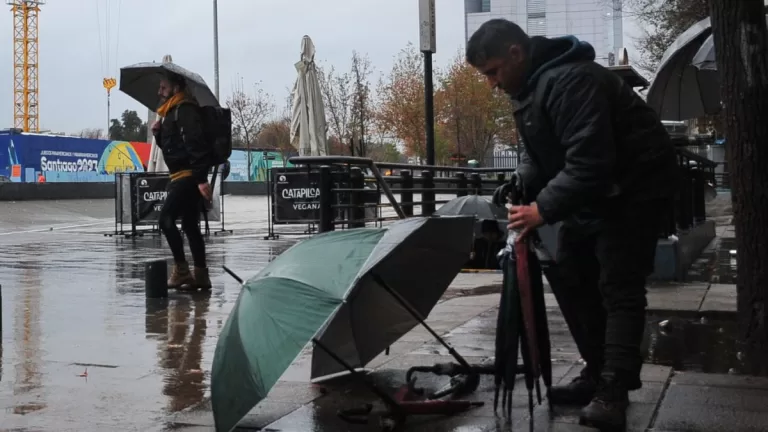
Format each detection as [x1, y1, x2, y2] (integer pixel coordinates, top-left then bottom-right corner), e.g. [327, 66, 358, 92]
[642, 312, 743, 374]
[686, 235, 737, 284]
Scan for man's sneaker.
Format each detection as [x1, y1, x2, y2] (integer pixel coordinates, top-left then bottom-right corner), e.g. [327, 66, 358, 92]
[579, 372, 630, 431]
[548, 367, 598, 406]
[168, 262, 194, 288]
[193, 266, 212, 290]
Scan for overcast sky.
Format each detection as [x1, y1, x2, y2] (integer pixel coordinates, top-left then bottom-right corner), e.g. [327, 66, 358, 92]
[0, 0, 641, 135]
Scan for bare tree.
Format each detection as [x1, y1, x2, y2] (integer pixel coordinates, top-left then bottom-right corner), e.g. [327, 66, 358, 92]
[318, 63, 354, 154]
[258, 120, 293, 165]
[226, 81, 274, 180]
[317, 52, 376, 156]
[77, 128, 105, 139]
[616, 0, 709, 75]
[350, 51, 374, 157]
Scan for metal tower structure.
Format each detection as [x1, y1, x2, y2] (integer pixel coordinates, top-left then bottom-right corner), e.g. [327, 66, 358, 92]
[8, 0, 44, 132]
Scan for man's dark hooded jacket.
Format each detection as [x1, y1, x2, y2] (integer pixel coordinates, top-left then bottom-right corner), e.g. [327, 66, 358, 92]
[154, 98, 211, 184]
[512, 36, 678, 224]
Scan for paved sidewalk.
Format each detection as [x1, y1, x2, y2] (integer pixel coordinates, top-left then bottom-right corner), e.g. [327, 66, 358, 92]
[0, 195, 752, 431]
[169, 289, 764, 432]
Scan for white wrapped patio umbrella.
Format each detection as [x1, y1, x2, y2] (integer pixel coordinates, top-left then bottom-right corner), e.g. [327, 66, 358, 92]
[146, 54, 173, 173]
[290, 36, 329, 156]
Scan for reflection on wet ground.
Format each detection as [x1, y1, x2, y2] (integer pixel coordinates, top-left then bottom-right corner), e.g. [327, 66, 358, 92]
[642, 313, 741, 374]
[0, 197, 300, 431]
[0, 196, 741, 431]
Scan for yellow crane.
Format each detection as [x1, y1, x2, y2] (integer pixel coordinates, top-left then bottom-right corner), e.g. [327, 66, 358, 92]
[8, 0, 44, 132]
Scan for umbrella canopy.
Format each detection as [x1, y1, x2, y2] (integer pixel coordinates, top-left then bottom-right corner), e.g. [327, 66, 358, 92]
[692, 15, 768, 71]
[435, 195, 508, 237]
[646, 17, 721, 121]
[691, 35, 717, 71]
[119, 60, 219, 113]
[290, 36, 330, 156]
[211, 216, 474, 432]
[435, 195, 507, 220]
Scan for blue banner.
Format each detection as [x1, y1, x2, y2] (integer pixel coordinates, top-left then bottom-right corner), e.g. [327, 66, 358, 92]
[0, 130, 149, 182]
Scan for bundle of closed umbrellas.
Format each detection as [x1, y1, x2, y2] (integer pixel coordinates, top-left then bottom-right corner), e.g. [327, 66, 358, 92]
[210, 209, 557, 432]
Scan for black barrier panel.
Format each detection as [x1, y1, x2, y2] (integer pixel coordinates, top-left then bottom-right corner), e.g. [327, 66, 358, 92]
[135, 175, 171, 223]
[272, 168, 321, 223]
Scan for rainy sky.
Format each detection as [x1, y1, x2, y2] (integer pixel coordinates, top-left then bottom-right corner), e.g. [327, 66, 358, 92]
[0, 0, 641, 135]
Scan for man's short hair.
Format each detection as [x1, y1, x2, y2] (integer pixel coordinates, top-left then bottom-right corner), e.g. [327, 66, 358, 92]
[466, 19, 531, 67]
[166, 72, 187, 90]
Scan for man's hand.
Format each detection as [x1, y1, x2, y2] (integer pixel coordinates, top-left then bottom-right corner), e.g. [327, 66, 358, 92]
[198, 182, 212, 202]
[508, 202, 544, 242]
[151, 120, 161, 134]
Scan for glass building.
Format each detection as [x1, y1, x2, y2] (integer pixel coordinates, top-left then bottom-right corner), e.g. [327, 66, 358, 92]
[464, 0, 624, 66]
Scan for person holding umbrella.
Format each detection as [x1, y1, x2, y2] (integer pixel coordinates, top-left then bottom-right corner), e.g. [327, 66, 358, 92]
[466, 19, 678, 430]
[151, 72, 213, 290]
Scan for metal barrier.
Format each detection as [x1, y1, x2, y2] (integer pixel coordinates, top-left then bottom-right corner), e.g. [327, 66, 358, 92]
[267, 149, 715, 239]
[109, 171, 229, 238]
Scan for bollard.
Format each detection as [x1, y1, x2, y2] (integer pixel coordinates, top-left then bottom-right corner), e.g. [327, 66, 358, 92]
[400, 170, 414, 217]
[455, 172, 468, 197]
[318, 166, 334, 233]
[470, 173, 482, 195]
[421, 170, 435, 216]
[145, 260, 169, 299]
[349, 167, 365, 228]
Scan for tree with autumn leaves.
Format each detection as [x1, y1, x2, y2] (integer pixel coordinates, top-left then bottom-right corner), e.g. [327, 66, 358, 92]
[376, 44, 515, 164]
[436, 51, 515, 163]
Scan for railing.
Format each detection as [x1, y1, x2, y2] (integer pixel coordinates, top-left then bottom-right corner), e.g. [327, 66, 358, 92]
[278, 148, 715, 238]
[673, 148, 718, 235]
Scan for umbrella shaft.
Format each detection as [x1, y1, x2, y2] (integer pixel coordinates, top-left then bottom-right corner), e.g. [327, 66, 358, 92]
[372, 273, 472, 370]
[312, 338, 401, 410]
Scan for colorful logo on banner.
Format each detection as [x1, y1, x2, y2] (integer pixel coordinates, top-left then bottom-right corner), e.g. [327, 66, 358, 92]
[99, 141, 146, 173]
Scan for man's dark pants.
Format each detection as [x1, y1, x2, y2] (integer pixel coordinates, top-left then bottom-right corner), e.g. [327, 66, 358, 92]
[159, 177, 207, 268]
[551, 198, 668, 384]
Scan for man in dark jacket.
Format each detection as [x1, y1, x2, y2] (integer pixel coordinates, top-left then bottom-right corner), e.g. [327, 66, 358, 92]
[467, 19, 678, 430]
[151, 72, 213, 290]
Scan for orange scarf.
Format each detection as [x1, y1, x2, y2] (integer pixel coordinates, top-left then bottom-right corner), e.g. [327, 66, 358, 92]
[156, 92, 187, 117]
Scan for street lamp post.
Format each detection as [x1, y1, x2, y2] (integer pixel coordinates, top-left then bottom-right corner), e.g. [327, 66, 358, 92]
[213, 0, 220, 101]
[419, 0, 436, 166]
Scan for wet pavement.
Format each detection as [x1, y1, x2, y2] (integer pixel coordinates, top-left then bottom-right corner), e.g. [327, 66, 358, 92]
[0, 197, 298, 431]
[2, 194, 763, 432]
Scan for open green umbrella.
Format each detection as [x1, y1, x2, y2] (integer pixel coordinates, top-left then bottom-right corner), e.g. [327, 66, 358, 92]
[211, 216, 474, 432]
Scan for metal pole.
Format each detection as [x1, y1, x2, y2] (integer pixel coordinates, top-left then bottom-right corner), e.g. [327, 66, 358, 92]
[424, 51, 435, 166]
[107, 91, 111, 139]
[213, 0, 220, 101]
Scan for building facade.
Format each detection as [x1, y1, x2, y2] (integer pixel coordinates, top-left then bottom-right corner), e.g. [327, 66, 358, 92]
[464, 0, 624, 66]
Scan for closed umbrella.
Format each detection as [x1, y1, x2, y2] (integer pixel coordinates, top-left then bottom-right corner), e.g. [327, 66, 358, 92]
[646, 17, 721, 120]
[290, 36, 330, 156]
[211, 216, 474, 432]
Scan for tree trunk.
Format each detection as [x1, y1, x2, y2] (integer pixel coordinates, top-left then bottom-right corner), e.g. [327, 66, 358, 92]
[710, 0, 768, 375]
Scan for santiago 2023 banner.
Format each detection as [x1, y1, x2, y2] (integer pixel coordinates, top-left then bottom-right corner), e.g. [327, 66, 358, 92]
[0, 130, 294, 183]
[0, 130, 151, 182]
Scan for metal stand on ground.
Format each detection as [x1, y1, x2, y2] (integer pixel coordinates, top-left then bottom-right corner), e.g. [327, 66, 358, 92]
[264, 166, 279, 240]
[213, 192, 233, 236]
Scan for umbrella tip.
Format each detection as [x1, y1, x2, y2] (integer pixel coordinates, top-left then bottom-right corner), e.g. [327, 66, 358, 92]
[162, 54, 173, 64]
